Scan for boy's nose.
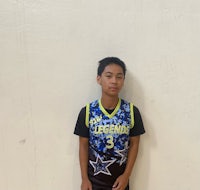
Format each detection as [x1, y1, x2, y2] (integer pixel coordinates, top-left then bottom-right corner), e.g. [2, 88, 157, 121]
[111, 77, 117, 83]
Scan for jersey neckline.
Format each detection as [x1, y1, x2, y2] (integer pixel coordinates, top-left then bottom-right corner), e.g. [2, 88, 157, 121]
[98, 98, 121, 119]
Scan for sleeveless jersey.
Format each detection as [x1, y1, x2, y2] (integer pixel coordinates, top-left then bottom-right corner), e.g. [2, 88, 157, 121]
[85, 98, 134, 188]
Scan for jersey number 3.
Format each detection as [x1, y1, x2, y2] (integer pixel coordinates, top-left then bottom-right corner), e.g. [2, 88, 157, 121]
[106, 135, 114, 149]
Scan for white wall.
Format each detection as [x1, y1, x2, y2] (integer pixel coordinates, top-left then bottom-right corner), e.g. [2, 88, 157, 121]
[0, 0, 200, 190]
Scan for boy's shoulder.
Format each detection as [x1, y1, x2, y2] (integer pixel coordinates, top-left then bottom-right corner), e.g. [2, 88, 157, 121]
[85, 99, 99, 107]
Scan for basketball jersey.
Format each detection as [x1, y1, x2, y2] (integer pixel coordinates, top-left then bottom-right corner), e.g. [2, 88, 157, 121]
[85, 98, 134, 188]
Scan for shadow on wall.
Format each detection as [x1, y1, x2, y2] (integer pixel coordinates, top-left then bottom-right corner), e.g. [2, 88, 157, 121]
[120, 71, 157, 190]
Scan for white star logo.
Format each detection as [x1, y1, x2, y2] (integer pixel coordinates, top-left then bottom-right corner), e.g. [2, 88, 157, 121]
[89, 155, 116, 176]
[115, 143, 129, 165]
[115, 148, 128, 165]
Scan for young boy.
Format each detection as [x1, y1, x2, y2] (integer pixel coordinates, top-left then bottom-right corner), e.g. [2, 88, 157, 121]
[74, 57, 145, 190]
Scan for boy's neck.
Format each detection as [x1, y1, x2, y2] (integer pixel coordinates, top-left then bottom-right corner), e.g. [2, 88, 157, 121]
[100, 95, 119, 110]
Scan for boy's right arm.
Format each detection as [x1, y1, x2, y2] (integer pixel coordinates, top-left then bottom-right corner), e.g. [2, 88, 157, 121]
[79, 137, 92, 190]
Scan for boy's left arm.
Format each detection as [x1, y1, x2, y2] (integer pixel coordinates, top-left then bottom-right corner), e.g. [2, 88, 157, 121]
[112, 136, 140, 190]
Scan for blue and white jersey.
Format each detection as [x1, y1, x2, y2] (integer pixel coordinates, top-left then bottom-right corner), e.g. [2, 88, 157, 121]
[86, 98, 134, 187]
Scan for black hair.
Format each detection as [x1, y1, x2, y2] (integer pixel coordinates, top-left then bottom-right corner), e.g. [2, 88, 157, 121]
[97, 57, 127, 76]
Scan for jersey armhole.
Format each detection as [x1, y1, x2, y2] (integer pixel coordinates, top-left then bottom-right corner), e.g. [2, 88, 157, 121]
[130, 103, 135, 128]
[85, 103, 90, 127]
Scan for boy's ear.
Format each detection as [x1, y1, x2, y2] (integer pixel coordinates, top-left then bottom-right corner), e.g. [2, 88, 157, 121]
[97, 75, 101, 84]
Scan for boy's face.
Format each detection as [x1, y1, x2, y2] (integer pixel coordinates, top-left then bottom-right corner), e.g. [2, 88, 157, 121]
[97, 64, 125, 97]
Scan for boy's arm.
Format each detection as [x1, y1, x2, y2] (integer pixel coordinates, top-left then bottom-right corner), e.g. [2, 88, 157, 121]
[124, 136, 140, 177]
[112, 136, 140, 190]
[79, 137, 92, 190]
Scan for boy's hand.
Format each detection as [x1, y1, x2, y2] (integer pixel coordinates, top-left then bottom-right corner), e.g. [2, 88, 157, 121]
[81, 178, 92, 190]
[112, 174, 129, 190]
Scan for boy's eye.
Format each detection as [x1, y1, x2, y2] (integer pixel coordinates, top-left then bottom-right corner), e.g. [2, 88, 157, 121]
[106, 75, 112, 78]
[116, 75, 123, 79]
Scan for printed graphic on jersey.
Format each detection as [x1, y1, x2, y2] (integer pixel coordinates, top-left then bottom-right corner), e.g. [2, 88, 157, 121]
[89, 155, 116, 176]
[115, 142, 129, 166]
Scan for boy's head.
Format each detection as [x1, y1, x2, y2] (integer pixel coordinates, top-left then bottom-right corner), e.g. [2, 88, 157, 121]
[97, 57, 127, 77]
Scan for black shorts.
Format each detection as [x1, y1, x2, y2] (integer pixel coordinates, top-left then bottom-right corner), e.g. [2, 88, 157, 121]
[92, 184, 129, 190]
